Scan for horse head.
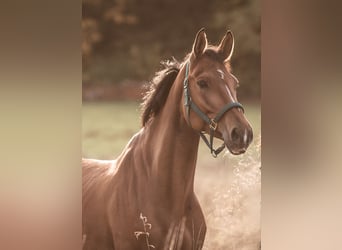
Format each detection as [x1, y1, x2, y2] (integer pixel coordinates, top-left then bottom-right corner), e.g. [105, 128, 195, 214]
[182, 28, 253, 156]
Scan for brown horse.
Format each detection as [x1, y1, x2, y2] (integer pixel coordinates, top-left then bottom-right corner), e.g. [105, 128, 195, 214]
[83, 28, 253, 250]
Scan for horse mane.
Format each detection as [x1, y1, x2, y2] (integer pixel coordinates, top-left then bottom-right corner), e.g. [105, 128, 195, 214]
[141, 58, 180, 126]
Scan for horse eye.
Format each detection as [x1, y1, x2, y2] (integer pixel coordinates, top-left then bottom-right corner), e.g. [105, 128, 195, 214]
[197, 80, 208, 89]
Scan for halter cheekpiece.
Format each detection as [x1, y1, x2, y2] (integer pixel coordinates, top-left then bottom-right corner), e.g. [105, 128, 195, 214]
[183, 61, 244, 157]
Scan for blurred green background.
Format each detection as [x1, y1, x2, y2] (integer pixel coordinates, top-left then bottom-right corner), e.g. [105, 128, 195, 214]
[82, 102, 260, 160]
[82, 0, 260, 101]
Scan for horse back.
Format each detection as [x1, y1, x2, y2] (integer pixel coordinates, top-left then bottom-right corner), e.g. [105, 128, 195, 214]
[82, 158, 117, 250]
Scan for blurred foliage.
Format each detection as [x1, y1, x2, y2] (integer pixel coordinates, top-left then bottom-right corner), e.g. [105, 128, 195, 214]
[82, 0, 260, 99]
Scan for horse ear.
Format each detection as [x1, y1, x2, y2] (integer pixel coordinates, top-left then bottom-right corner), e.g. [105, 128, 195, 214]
[192, 28, 207, 58]
[218, 30, 234, 61]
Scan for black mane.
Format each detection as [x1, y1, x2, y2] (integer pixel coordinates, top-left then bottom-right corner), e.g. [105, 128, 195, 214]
[141, 58, 180, 126]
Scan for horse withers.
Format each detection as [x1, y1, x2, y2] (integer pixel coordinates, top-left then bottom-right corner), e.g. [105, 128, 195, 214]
[83, 28, 253, 250]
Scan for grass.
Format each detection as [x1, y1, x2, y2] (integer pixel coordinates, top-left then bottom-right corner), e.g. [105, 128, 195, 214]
[82, 101, 261, 249]
[82, 101, 141, 159]
[134, 213, 155, 249]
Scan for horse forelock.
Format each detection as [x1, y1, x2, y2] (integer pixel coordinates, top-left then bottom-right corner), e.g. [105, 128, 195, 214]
[141, 58, 180, 126]
[197, 47, 232, 71]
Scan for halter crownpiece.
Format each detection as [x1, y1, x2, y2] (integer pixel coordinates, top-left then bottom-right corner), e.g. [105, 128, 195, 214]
[183, 61, 244, 157]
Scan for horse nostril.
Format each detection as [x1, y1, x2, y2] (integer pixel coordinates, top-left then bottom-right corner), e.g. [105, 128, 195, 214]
[231, 128, 240, 142]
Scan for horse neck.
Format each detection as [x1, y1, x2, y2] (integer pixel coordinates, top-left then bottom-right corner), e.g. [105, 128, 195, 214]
[142, 67, 200, 205]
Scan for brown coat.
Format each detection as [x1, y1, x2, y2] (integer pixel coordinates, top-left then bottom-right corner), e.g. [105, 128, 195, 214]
[82, 29, 252, 250]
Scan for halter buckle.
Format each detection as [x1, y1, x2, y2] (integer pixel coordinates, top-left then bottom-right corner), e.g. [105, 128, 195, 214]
[209, 119, 218, 131]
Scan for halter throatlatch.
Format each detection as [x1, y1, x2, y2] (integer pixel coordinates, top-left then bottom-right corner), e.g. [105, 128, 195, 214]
[183, 61, 244, 157]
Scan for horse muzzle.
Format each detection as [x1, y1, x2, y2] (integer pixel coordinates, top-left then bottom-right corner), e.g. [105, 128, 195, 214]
[222, 125, 253, 155]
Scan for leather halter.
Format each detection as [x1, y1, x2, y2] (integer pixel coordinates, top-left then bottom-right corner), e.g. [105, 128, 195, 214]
[183, 61, 244, 157]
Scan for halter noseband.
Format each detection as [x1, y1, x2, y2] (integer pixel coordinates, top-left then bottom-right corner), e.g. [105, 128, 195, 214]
[183, 61, 244, 157]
